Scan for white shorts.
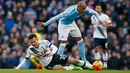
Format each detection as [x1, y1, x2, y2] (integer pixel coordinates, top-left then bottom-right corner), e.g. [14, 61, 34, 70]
[58, 21, 81, 40]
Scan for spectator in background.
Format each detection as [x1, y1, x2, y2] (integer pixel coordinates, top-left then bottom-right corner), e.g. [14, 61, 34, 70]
[7, 51, 17, 68]
[0, 52, 8, 68]
[108, 51, 121, 70]
[32, 27, 41, 40]
[4, 11, 15, 36]
[122, 51, 130, 70]
[0, 17, 6, 43]
[0, 5, 5, 17]
[24, 2, 37, 22]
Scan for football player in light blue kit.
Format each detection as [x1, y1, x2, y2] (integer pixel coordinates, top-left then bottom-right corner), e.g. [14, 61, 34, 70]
[37, 1, 102, 66]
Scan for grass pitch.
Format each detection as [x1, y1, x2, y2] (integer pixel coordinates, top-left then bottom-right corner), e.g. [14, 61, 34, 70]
[0, 69, 130, 73]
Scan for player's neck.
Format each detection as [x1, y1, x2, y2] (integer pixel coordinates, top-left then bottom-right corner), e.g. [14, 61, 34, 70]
[35, 43, 39, 48]
[98, 12, 102, 15]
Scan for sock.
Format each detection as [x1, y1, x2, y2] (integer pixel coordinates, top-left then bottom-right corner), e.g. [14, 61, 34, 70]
[77, 60, 92, 69]
[103, 52, 108, 61]
[64, 66, 74, 70]
[103, 52, 108, 68]
[57, 43, 66, 55]
[94, 52, 101, 60]
[77, 39, 86, 61]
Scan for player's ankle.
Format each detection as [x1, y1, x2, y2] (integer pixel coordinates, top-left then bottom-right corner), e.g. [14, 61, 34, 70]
[85, 61, 92, 69]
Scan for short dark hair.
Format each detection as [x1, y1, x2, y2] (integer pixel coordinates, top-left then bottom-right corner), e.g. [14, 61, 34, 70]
[96, 4, 102, 7]
[28, 33, 37, 40]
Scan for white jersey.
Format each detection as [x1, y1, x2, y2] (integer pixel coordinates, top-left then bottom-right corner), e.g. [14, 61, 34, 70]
[91, 13, 111, 39]
[25, 40, 56, 67]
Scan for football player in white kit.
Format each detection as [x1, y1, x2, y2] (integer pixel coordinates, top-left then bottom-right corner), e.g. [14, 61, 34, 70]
[16, 34, 93, 70]
[91, 4, 112, 68]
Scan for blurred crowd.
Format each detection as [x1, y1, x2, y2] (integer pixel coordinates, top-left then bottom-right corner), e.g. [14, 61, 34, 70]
[0, 0, 130, 70]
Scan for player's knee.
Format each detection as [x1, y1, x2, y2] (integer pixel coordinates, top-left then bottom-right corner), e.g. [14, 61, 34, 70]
[68, 57, 80, 64]
[53, 65, 66, 70]
[74, 59, 80, 64]
[71, 59, 80, 64]
[75, 37, 82, 41]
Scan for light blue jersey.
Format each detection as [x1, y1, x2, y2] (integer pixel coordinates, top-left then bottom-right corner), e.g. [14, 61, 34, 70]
[44, 5, 100, 26]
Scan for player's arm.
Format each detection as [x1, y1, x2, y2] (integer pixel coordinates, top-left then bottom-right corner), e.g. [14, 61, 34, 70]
[44, 40, 57, 55]
[37, 11, 67, 27]
[90, 16, 96, 29]
[16, 48, 31, 69]
[86, 7, 100, 20]
[102, 15, 112, 27]
[48, 41, 57, 54]
[15, 58, 28, 69]
[102, 23, 112, 27]
[91, 15, 101, 26]
[86, 7, 106, 25]
[49, 44, 57, 54]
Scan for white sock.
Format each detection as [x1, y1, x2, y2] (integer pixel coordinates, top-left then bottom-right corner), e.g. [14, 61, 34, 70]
[86, 61, 92, 69]
[77, 60, 92, 69]
[64, 66, 74, 70]
[77, 60, 84, 66]
[103, 52, 108, 61]
[103, 52, 108, 68]
[94, 52, 101, 60]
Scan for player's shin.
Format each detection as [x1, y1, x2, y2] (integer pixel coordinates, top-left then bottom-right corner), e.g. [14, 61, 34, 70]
[57, 43, 66, 55]
[76, 60, 92, 69]
[102, 52, 108, 68]
[64, 66, 74, 70]
[77, 39, 86, 61]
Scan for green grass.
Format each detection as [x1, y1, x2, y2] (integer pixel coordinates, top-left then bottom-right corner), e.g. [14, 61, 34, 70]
[0, 69, 130, 73]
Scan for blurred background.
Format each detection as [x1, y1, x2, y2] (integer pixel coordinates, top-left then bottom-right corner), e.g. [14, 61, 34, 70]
[0, 0, 130, 70]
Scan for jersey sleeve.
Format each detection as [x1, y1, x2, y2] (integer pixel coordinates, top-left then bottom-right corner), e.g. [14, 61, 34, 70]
[85, 7, 100, 20]
[25, 47, 32, 59]
[105, 15, 111, 24]
[91, 15, 96, 24]
[44, 11, 68, 26]
[43, 40, 52, 48]
[44, 40, 57, 54]
[91, 15, 99, 25]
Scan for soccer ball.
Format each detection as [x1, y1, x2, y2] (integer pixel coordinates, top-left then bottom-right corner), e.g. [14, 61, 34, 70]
[92, 61, 103, 70]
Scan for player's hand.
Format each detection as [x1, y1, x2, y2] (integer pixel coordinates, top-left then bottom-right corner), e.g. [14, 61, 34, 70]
[99, 20, 106, 26]
[43, 53, 53, 57]
[102, 24, 107, 27]
[37, 21, 44, 27]
[99, 20, 104, 25]
[48, 53, 53, 56]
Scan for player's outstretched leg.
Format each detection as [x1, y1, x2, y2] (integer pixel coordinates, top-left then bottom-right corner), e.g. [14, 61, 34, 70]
[76, 37, 86, 62]
[53, 65, 82, 70]
[53, 65, 73, 70]
[69, 64, 83, 70]
[67, 56, 92, 69]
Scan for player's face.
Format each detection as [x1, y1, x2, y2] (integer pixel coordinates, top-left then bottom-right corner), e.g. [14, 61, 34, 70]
[77, 6, 86, 14]
[95, 6, 102, 13]
[29, 37, 39, 48]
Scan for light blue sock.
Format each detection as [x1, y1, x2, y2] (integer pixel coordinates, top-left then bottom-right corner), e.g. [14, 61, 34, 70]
[57, 43, 66, 55]
[77, 39, 86, 62]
